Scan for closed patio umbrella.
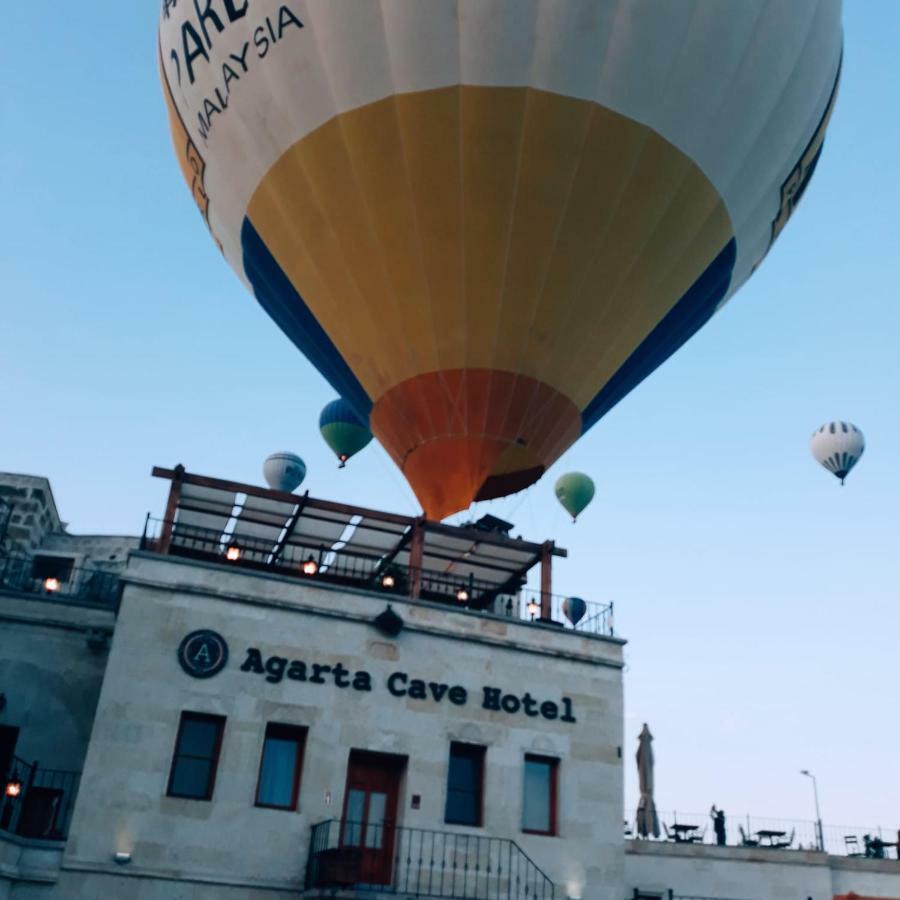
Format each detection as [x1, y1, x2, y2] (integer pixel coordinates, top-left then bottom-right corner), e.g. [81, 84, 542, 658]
[636, 724, 660, 839]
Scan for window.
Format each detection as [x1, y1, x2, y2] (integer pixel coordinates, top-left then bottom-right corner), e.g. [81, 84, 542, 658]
[255, 723, 307, 810]
[444, 742, 485, 827]
[522, 755, 558, 836]
[30, 555, 74, 583]
[167, 712, 225, 800]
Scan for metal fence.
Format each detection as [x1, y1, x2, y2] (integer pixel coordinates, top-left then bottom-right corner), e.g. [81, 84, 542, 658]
[307, 819, 561, 900]
[141, 517, 614, 636]
[629, 810, 899, 858]
[0, 553, 120, 607]
[1, 756, 81, 841]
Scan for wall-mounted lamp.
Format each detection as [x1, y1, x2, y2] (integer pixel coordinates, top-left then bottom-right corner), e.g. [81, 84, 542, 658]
[225, 546, 242, 562]
[302, 557, 319, 576]
[113, 851, 132, 865]
[5, 779, 22, 799]
[456, 589, 469, 603]
[43, 577, 61, 593]
[526, 599, 540, 620]
[381, 574, 396, 589]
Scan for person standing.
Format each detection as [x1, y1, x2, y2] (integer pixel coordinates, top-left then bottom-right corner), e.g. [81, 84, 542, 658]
[710, 805, 727, 846]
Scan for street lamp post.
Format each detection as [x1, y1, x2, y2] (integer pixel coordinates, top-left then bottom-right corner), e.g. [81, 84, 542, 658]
[801, 769, 824, 851]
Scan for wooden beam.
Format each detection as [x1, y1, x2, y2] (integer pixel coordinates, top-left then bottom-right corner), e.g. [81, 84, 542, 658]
[372, 526, 414, 579]
[151, 467, 413, 526]
[408, 517, 425, 600]
[269, 492, 309, 566]
[157, 464, 185, 554]
[540, 541, 554, 620]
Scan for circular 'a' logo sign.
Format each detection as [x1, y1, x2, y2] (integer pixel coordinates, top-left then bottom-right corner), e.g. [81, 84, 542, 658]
[178, 630, 228, 679]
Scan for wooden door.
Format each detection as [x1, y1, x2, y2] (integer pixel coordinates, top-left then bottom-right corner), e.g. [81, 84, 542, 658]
[340, 751, 404, 886]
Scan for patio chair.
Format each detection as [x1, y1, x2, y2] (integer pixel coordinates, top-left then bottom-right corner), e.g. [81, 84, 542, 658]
[739, 825, 759, 847]
[844, 835, 862, 857]
[773, 828, 796, 849]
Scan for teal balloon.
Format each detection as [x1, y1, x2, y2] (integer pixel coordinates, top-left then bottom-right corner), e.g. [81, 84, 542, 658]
[319, 399, 373, 467]
[554, 473, 595, 521]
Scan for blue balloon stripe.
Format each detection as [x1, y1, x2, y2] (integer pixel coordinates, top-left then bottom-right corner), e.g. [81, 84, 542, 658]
[319, 398, 369, 429]
[241, 219, 373, 418]
[580, 239, 737, 433]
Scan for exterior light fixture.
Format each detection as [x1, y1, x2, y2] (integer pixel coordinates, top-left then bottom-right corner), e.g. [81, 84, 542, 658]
[225, 546, 241, 562]
[113, 851, 132, 865]
[5, 779, 22, 799]
[43, 577, 61, 593]
[456, 588, 469, 603]
[381, 574, 396, 589]
[302, 557, 319, 576]
[526, 598, 540, 619]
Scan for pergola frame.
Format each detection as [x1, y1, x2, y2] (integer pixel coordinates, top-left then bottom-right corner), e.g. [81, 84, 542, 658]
[151, 466, 566, 617]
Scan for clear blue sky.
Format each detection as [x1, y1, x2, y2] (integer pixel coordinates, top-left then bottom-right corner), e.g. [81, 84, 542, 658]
[2, 2, 898, 832]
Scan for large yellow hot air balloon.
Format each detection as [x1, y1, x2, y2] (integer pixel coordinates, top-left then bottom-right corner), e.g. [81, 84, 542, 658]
[159, 1, 841, 520]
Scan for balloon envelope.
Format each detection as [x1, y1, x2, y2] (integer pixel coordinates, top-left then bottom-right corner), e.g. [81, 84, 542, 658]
[562, 597, 587, 627]
[263, 452, 307, 493]
[319, 398, 373, 466]
[555, 473, 595, 521]
[160, 1, 842, 519]
[810, 422, 864, 484]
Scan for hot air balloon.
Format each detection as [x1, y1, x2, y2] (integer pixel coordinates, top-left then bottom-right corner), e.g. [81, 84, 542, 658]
[811, 422, 864, 485]
[319, 398, 373, 467]
[160, 1, 842, 520]
[562, 597, 587, 628]
[555, 473, 595, 522]
[263, 452, 306, 493]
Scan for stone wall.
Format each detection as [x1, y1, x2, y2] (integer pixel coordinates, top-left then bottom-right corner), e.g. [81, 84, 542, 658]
[0, 477, 60, 556]
[626, 839, 900, 899]
[0, 595, 114, 773]
[39, 535, 140, 574]
[830, 856, 900, 898]
[62, 552, 626, 900]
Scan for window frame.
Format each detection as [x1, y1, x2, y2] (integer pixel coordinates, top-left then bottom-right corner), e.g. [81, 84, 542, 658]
[521, 754, 559, 837]
[443, 741, 486, 828]
[254, 722, 308, 811]
[166, 711, 226, 801]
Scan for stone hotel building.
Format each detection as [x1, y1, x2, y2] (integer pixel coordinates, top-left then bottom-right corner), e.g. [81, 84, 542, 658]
[0, 468, 897, 900]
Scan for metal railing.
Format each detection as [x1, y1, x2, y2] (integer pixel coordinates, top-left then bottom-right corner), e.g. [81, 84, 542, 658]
[306, 819, 561, 900]
[630, 810, 899, 857]
[0, 552, 120, 607]
[141, 518, 614, 637]
[1, 756, 81, 841]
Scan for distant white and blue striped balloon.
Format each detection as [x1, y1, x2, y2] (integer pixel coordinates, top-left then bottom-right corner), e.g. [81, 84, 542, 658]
[810, 422, 865, 485]
[263, 452, 307, 493]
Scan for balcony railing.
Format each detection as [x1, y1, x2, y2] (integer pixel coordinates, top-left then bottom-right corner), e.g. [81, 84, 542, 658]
[630, 810, 900, 858]
[141, 518, 614, 637]
[1, 756, 81, 841]
[0, 553, 120, 607]
[306, 819, 561, 900]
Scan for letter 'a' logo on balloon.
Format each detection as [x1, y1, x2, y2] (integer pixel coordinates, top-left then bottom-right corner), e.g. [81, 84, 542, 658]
[178, 630, 229, 679]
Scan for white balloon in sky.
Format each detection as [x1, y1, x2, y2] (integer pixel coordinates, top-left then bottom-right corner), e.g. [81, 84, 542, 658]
[263, 452, 307, 493]
[810, 422, 865, 485]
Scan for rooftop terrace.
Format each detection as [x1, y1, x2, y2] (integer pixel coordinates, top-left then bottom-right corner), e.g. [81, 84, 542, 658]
[141, 466, 614, 637]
